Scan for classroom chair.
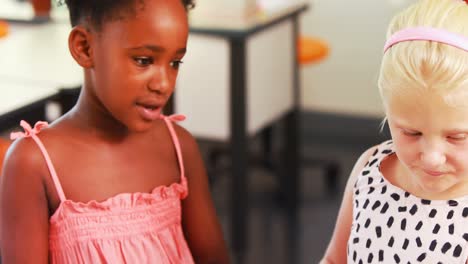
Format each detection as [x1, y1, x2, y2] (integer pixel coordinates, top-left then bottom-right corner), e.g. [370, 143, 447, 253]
[296, 35, 340, 195]
[298, 35, 329, 65]
[0, 21, 8, 39]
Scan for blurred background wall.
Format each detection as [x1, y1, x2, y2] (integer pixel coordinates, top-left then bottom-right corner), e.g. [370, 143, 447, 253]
[299, 0, 415, 118]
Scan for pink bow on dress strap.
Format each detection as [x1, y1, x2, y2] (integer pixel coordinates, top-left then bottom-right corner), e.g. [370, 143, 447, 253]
[163, 114, 186, 122]
[10, 120, 48, 140]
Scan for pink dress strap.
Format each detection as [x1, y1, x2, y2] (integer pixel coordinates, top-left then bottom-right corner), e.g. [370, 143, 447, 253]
[162, 114, 186, 184]
[10, 120, 67, 202]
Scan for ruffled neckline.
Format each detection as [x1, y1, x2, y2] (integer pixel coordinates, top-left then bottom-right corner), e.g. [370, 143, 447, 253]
[50, 177, 188, 223]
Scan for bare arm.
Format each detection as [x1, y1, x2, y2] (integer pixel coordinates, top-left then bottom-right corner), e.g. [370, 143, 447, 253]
[320, 146, 377, 264]
[176, 125, 230, 264]
[0, 139, 50, 264]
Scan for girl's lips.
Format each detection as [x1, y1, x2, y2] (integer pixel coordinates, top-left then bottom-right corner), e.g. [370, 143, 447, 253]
[136, 105, 162, 121]
[423, 169, 445, 177]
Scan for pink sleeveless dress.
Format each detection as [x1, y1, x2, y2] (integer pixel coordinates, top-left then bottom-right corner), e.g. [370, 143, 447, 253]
[10, 115, 195, 264]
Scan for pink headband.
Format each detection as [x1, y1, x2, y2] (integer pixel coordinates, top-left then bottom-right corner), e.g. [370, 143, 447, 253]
[383, 27, 468, 53]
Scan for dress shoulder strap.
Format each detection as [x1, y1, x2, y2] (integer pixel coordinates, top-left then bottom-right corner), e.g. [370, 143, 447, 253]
[161, 114, 187, 185]
[10, 121, 66, 202]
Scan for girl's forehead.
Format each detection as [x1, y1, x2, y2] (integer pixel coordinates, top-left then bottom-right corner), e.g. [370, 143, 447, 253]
[386, 90, 438, 111]
[387, 92, 468, 127]
[387, 88, 468, 110]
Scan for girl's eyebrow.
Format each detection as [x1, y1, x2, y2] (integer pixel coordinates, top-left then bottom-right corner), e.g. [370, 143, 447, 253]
[399, 127, 420, 133]
[128, 45, 186, 54]
[390, 118, 412, 128]
[392, 120, 420, 132]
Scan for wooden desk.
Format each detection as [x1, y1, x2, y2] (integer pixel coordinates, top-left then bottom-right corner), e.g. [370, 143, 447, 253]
[176, 2, 308, 257]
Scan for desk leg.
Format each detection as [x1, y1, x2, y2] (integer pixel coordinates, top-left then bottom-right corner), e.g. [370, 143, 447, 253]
[285, 14, 301, 218]
[261, 126, 274, 170]
[282, 109, 299, 211]
[281, 15, 301, 263]
[230, 38, 248, 260]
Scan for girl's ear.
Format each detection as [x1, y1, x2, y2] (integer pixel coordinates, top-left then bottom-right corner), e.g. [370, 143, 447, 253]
[68, 26, 94, 68]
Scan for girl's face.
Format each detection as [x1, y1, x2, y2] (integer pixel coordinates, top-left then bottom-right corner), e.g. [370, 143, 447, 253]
[386, 91, 468, 199]
[89, 0, 188, 132]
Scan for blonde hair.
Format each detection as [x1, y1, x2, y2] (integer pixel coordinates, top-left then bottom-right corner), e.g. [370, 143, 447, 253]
[378, 0, 468, 108]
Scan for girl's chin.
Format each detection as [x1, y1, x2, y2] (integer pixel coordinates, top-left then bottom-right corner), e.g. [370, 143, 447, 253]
[415, 176, 458, 198]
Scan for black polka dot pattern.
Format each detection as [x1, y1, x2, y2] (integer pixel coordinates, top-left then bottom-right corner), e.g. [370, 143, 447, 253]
[347, 140, 468, 263]
[429, 240, 437, 251]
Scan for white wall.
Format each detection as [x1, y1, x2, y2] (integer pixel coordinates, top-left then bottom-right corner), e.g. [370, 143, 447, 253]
[299, 0, 416, 118]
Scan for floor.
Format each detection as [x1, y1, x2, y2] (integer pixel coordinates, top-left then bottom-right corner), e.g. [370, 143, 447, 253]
[202, 135, 372, 264]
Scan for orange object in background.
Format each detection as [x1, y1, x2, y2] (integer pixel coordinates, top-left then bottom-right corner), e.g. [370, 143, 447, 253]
[297, 36, 329, 65]
[0, 138, 11, 172]
[0, 20, 9, 38]
[31, 0, 52, 18]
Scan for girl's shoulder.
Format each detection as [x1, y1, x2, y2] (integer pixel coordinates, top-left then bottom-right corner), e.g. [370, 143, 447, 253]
[2, 122, 53, 198]
[5, 134, 44, 172]
[7, 121, 52, 167]
[353, 141, 392, 171]
[351, 141, 394, 189]
[164, 121, 205, 181]
[169, 121, 199, 158]
[5, 119, 75, 173]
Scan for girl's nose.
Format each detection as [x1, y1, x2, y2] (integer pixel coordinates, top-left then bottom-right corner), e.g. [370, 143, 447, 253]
[420, 150, 446, 168]
[148, 67, 170, 95]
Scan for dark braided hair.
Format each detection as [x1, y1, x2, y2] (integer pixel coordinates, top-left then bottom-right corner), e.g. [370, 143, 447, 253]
[59, 0, 195, 29]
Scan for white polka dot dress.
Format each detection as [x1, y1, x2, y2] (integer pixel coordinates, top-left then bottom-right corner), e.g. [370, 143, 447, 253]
[347, 141, 468, 264]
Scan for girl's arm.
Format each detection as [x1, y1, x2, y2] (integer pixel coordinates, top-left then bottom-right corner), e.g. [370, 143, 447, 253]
[0, 139, 50, 264]
[176, 125, 230, 264]
[320, 146, 376, 264]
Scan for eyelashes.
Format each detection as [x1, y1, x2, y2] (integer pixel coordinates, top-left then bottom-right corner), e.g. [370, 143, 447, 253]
[133, 57, 183, 69]
[134, 57, 153, 66]
[401, 129, 467, 142]
[170, 60, 183, 69]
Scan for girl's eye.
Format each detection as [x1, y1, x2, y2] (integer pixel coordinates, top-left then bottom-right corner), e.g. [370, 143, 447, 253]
[448, 134, 466, 141]
[402, 129, 421, 137]
[134, 57, 153, 66]
[170, 60, 183, 69]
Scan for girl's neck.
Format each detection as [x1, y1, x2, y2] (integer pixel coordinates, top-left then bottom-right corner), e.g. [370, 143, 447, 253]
[68, 87, 131, 141]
